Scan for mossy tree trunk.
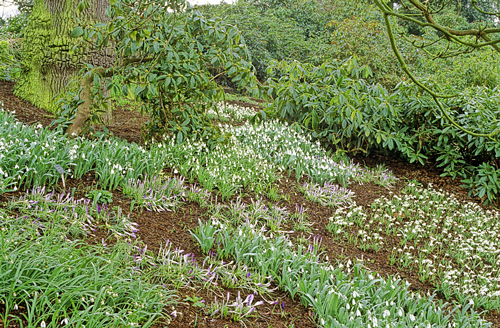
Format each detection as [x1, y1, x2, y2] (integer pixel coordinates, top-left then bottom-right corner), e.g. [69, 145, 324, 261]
[14, 0, 114, 115]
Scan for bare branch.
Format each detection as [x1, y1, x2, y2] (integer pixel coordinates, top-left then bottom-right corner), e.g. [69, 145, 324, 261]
[471, 0, 500, 18]
[378, 0, 500, 52]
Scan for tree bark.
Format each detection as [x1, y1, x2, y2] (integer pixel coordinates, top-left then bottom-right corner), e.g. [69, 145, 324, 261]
[65, 73, 92, 136]
[66, 66, 114, 136]
[14, 0, 114, 114]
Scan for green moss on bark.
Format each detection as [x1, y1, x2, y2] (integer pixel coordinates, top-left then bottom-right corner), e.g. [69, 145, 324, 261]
[15, 0, 112, 114]
[14, 1, 77, 113]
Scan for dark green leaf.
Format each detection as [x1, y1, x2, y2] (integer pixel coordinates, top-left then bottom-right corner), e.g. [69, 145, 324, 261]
[312, 110, 319, 131]
[71, 26, 84, 38]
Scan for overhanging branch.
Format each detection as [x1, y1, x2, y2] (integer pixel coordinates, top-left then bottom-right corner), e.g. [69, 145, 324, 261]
[373, 0, 500, 140]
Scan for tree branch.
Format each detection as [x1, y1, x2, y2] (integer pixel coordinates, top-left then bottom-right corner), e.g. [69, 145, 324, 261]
[377, 0, 500, 52]
[373, 0, 500, 139]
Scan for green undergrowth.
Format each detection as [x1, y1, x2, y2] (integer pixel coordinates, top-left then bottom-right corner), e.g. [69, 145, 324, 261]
[0, 109, 169, 192]
[228, 120, 397, 187]
[0, 189, 174, 327]
[192, 198, 491, 327]
[1, 93, 498, 327]
[0, 187, 282, 327]
[0, 106, 394, 202]
[326, 181, 500, 312]
[206, 102, 258, 122]
[160, 137, 280, 199]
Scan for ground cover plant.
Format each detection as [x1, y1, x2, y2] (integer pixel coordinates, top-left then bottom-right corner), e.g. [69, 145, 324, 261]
[2, 89, 500, 327]
[0, 109, 171, 192]
[123, 175, 187, 212]
[327, 181, 500, 312]
[371, 183, 500, 310]
[194, 200, 491, 327]
[0, 189, 172, 327]
[228, 119, 397, 187]
[299, 180, 355, 208]
[0, 186, 293, 327]
[206, 102, 258, 123]
[160, 136, 280, 199]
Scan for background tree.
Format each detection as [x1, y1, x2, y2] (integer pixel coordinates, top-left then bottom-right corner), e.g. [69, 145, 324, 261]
[199, 0, 335, 82]
[11, 0, 33, 14]
[1, 0, 33, 13]
[14, 0, 115, 114]
[0, 0, 32, 37]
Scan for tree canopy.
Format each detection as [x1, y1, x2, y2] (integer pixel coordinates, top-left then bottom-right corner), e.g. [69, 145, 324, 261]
[65, 0, 259, 143]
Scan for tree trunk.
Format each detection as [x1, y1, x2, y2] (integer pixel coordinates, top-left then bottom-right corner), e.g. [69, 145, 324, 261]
[65, 74, 92, 136]
[14, 0, 114, 115]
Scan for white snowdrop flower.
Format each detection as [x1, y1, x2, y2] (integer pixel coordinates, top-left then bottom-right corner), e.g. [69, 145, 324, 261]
[409, 314, 415, 322]
[383, 309, 390, 318]
[40, 322, 46, 328]
[61, 318, 69, 325]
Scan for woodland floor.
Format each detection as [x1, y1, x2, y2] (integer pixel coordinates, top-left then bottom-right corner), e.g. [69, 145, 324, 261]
[0, 80, 498, 328]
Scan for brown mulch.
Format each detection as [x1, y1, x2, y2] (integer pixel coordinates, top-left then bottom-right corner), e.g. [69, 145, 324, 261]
[1, 79, 499, 327]
[0, 81, 54, 127]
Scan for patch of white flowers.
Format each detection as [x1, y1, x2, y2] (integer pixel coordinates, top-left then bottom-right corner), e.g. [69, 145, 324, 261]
[206, 197, 490, 327]
[207, 102, 257, 122]
[0, 109, 170, 191]
[160, 136, 280, 197]
[370, 183, 500, 310]
[226, 120, 397, 186]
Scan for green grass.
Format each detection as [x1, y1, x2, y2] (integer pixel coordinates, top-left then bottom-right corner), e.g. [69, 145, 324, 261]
[0, 195, 173, 327]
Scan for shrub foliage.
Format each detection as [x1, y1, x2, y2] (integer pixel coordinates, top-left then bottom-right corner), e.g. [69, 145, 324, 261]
[264, 59, 500, 204]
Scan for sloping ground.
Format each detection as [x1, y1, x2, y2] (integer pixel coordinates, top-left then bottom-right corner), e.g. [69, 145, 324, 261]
[1, 80, 498, 327]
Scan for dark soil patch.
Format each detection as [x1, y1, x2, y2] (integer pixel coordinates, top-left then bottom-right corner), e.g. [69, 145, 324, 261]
[0, 81, 149, 144]
[0, 81, 54, 127]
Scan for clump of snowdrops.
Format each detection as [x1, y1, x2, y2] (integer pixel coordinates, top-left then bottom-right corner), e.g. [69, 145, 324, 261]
[191, 197, 491, 327]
